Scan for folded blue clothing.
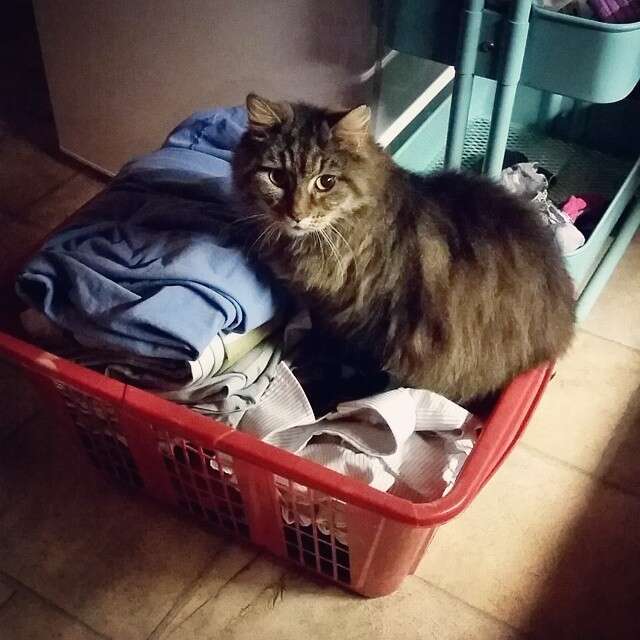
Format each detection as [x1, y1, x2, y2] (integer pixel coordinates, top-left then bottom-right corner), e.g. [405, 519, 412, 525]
[117, 106, 247, 201]
[16, 107, 282, 361]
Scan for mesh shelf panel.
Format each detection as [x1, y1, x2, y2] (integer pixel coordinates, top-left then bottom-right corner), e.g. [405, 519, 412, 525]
[429, 118, 633, 203]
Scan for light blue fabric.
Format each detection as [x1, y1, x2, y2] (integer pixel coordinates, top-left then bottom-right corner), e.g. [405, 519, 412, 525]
[16, 107, 281, 361]
[118, 106, 247, 201]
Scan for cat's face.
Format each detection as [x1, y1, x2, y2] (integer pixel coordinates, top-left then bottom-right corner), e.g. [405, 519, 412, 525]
[233, 94, 373, 238]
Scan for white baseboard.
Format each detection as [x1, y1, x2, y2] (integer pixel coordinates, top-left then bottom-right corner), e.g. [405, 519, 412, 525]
[59, 145, 117, 178]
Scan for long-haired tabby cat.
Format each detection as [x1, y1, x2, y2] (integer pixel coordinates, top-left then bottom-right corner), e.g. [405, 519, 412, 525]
[232, 94, 575, 403]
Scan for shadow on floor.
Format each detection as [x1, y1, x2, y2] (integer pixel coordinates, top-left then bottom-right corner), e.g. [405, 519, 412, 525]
[525, 384, 640, 639]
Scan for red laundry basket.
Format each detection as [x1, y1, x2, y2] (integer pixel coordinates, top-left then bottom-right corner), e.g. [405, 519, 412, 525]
[0, 225, 553, 598]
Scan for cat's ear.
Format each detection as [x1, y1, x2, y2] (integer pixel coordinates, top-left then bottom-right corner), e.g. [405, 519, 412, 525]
[331, 105, 371, 148]
[246, 93, 292, 136]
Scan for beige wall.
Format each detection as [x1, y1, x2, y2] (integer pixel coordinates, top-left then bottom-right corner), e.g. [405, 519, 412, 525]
[34, 0, 376, 175]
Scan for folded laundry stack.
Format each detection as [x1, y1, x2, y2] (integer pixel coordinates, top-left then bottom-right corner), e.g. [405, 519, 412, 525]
[16, 108, 288, 426]
[16, 109, 276, 360]
[16, 107, 480, 519]
[21, 307, 282, 425]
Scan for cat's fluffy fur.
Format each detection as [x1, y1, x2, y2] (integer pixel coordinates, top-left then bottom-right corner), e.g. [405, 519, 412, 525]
[232, 94, 575, 402]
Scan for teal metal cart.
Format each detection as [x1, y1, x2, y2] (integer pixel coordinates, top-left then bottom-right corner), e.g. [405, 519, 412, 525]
[386, 0, 640, 321]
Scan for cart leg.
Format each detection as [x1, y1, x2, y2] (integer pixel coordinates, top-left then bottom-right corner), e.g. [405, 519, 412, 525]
[444, 0, 485, 169]
[482, 0, 533, 178]
[537, 91, 564, 133]
[569, 99, 590, 142]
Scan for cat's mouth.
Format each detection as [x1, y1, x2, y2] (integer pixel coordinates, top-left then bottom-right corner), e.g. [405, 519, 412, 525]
[280, 217, 321, 237]
[286, 226, 312, 237]
[264, 209, 336, 238]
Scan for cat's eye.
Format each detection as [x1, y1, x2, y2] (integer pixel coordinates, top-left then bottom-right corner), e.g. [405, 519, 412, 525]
[268, 169, 288, 188]
[315, 174, 336, 192]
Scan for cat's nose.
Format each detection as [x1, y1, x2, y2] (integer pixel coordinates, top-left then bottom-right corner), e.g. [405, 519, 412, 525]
[287, 211, 306, 224]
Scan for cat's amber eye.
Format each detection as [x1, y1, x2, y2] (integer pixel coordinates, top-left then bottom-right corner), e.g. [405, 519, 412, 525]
[315, 174, 336, 192]
[268, 169, 288, 188]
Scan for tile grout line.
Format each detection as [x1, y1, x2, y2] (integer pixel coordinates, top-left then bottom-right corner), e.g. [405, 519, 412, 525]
[518, 441, 640, 502]
[216, 569, 290, 637]
[413, 574, 527, 637]
[146, 549, 260, 640]
[145, 563, 217, 640]
[180, 554, 261, 617]
[576, 327, 640, 355]
[161, 554, 264, 637]
[0, 570, 113, 640]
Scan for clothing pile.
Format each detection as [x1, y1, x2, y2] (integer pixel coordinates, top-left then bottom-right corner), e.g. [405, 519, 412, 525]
[16, 107, 480, 516]
[17, 107, 288, 426]
[536, 0, 640, 22]
[476, 149, 608, 255]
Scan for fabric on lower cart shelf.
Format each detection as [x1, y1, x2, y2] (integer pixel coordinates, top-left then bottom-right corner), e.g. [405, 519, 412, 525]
[499, 162, 586, 254]
[561, 193, 609, 238]
[561, 195, 589, 222]
[473, 149, 557, 185]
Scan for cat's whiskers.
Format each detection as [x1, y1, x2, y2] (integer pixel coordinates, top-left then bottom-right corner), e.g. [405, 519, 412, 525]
[227, 212, 271, 227]
[248, 221, 278, 254]
[262, 224, 281, 250]
[328, 222, 358, 279]
[313, 230, 327, 270]
[319, 227, 344, 277]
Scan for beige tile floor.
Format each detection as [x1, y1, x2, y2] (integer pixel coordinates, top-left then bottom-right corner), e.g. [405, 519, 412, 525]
[1, 124, 640, 640]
